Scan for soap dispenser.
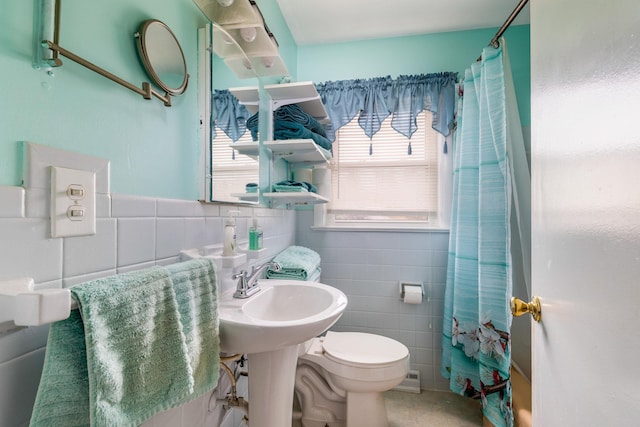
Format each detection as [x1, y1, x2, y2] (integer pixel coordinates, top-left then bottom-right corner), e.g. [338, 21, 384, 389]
[248, 214, 263, 251]
[223, 210, 239, 256]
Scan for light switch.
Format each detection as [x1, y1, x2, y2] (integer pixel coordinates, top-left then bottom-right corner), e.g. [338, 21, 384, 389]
[50, 166, 96, 238]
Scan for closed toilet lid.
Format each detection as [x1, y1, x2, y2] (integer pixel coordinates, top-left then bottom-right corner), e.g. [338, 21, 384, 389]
[322, 331, 409, 367]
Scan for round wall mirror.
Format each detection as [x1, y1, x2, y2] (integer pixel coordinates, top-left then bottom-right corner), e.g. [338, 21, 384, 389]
[136, 20, 189, 96]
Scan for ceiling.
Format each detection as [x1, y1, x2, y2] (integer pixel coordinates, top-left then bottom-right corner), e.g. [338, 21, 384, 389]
[275, 0, 530, 46]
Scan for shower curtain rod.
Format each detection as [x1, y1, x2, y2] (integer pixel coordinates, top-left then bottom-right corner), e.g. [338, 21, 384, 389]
[478, 0, 530, 60]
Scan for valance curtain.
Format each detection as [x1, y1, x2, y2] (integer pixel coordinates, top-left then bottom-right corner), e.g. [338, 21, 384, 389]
[316, 72, 458, 143]
[211, 89, 251, 142]
[211, 73, 458, 145]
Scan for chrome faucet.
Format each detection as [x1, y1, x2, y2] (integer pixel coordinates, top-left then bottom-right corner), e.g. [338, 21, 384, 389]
[232, 261, 282, 299]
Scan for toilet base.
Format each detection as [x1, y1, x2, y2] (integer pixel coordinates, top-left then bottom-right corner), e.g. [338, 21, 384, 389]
[346, 391, 389, 427]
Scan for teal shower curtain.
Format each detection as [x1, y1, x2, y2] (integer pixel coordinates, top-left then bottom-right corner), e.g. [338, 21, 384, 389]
[441, 40, 521, 427]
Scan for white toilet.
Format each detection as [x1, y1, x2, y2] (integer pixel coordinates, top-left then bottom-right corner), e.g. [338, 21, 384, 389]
[295, 331, 410, 427]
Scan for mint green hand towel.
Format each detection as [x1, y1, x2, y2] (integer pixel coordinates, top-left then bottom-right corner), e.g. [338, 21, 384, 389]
[165, 259, 220, 403]
[266, 245, 322, 280]
[30, 267, 194, 427]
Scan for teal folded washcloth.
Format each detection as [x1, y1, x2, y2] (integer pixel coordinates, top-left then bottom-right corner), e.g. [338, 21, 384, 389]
[30, 261, 220, 427]
[266, 245, 322, 281]
[165, 259, 220, 403]
[273, 180, 317, 193]
[273, 184, 308, 193]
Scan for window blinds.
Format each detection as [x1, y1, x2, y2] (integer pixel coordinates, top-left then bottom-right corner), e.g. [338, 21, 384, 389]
[329, 111, 438, 219]
[212, 128, 259, 196]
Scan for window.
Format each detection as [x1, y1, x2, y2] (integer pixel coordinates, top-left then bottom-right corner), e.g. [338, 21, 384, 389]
[211, 128, 258, 202]
[327, 110, 444, 226]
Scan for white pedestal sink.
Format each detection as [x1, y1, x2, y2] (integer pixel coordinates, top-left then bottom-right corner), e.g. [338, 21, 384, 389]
[218, 279, 348, 427]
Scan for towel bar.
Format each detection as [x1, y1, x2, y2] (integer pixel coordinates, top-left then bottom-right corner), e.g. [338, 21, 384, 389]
[0, 277, 71, 326]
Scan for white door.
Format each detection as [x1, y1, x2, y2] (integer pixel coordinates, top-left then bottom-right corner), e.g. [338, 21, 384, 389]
[531, 0, 640, 425]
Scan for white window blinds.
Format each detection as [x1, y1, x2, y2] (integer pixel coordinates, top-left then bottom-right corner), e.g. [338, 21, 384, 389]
[329, 111, 438, 222]
[212, 129, 259, 198]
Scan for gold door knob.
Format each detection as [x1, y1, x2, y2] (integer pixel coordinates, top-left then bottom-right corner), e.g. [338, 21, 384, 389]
[510, 296, 542, 322]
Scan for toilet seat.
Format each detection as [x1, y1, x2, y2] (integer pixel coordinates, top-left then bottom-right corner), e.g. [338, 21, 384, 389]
[322, 331, 409, 368]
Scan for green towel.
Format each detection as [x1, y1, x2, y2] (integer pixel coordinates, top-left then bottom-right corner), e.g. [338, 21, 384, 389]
[30, 261, 220, 427]
[266, 245, 322, 280]
[166, 259, 220, 403]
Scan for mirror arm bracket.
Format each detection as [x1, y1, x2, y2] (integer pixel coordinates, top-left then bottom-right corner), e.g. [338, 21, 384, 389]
[43, 40, 172, 107]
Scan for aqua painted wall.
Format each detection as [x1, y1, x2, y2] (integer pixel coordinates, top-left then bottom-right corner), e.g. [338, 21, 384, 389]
[296, 25, 530, 126]
[0, 0, 207, 198]
[0, 0, 529, 200]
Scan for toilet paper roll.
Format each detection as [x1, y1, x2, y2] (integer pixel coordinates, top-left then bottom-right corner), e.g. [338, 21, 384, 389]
[403, 285, 423, 304]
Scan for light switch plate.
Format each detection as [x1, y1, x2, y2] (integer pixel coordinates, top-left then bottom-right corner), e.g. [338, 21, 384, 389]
[50, 166, 96, 238]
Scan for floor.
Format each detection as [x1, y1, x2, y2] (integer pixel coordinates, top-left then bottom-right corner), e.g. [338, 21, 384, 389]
[385, 390, 483, 427]
[292, 390, 483, 427]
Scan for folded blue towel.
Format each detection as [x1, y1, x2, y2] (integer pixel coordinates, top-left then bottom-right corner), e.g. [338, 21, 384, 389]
[246, 105, 328, 141]
[273, 180, 318, 193]
[246, 113, 259, 141]
[274, 104, 328, 138]
[246, 115, 332, 153]
[266, 246, 322, 281]
[274, 120, 333, 152]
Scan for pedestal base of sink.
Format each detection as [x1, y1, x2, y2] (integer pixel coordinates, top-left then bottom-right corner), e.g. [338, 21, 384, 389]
[248, 345, 299, 427]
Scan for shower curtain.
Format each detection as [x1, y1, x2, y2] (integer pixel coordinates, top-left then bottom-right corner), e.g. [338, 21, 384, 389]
[441, 39, 528, 427]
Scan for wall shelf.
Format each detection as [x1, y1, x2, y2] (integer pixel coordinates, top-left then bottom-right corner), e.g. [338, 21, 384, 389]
[229, 81, 328, 121]
[264, 139, 330, 166]
[263, 192, 328, 207]
[229, 86, 259, 114]
[230, 192, 259, 202]
[264, 81, 329, 123]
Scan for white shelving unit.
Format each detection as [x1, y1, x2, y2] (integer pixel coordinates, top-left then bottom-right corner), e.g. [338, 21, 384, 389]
[228, 81, 332, 208]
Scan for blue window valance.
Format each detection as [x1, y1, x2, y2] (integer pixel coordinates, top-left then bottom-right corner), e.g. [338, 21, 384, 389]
[316, 72, 458, 142]
[212, 72, 458, 143]
[211, 89, 251, 142]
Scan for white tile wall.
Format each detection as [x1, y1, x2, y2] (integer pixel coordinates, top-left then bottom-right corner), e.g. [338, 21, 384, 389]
[0, 143, 456, 426]
[295, 210, 451, 392]
[0, 144, 297, 427]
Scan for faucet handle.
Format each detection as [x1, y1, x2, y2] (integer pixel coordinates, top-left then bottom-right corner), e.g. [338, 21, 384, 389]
[269, 262, 282, 273]
[232, 270, 247, 280]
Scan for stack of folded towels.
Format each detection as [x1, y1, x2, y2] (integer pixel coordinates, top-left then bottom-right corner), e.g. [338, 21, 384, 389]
[266, 245, 322, 282]
[272, 180, 318, 193]
[246, 104, 333, 159]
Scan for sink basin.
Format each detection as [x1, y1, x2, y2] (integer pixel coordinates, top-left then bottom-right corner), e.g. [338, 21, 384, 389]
[218, 279, 348, 354]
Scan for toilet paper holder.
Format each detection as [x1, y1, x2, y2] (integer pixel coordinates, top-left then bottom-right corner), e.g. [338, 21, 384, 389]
[398, 281, 424, 300]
